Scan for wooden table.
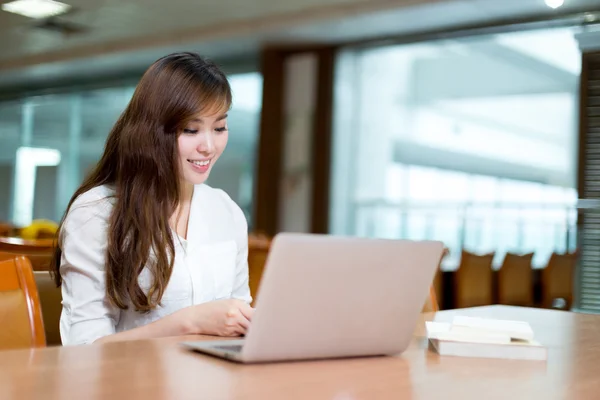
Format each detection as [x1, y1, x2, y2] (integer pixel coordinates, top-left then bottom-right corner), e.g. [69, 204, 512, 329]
[0, 305, 598, 400]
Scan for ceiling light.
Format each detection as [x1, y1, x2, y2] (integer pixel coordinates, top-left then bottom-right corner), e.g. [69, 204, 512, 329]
[544, 0, 564, 9]
[583, 12, 598, 23]
[1, 0, 71, 19]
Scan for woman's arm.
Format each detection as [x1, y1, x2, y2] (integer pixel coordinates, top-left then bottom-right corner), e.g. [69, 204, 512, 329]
[94, 299, 254, 344]
[226, 192, 253, 304]
[93, 309, 194, 343]
[61, 193, 192, 345]
[60, 193, 195, 345]
[60, 194, 121, 345]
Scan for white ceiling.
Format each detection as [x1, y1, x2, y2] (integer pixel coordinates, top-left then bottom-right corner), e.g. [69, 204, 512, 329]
[0, 0, 599, 92]
[0, 0, 436, 67]
[0, 0, 390, 62]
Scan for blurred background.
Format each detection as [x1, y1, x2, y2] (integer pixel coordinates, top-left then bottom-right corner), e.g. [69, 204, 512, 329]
[1, 0, 600, 317]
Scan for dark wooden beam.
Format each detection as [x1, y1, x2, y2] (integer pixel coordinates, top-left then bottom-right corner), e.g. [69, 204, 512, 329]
[253, 49, 285, 236]
[253, 46, 337, 236]
[311, 47, 335, 234]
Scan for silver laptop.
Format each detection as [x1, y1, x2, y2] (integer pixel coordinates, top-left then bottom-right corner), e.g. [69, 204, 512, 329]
[181, 232, 444, 363]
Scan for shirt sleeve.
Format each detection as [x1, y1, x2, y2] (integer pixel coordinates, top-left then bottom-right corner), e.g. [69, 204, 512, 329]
[59, 194, 121, 345]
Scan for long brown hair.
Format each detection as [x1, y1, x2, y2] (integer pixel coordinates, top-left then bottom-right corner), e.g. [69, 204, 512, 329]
[51, 52, 232, 312]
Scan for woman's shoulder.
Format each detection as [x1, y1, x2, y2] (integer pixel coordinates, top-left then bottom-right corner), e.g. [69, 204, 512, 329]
[60, 185, 116, 239]
[196, 184, 246, 223]
[68, 185, 115, 219]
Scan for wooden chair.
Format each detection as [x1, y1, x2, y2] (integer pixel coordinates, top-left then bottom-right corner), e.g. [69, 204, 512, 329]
[422, 247, 449, 312]
[421, 286, 439, 313]
[454, 250, 495, 309]
[542, 251, 578, 310]
[0, 255, 46, 350]
[0, 237, 55, 271]
[498, 252, 534, 306]
[0, 222, 16, 237]
[247, 233, 272, 307]
[435, 247, 449, 309]
[33, 271, 62, 346]
[1, 251, 62, 346]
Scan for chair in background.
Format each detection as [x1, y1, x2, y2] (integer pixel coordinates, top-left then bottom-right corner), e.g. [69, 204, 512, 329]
[0, 255, 46, 350]
[0, 237, 55, 271]
[454, 250, 495, 308]
[33, 271, 62, 346]
[542, 251, 578, 310]
[247, 233, 272, 307]
[421, 286, 439, 313]
[498, 252, 534, 307]
[0, 222, 17, 237]
[433, 247, 449, 310]
[1, 251, 62, 346]
[0, 230, 59, 343]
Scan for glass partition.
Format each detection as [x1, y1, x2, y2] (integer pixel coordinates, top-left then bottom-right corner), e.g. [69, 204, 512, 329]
[0, 72, 263, 229]
[330, 26, 581, 269]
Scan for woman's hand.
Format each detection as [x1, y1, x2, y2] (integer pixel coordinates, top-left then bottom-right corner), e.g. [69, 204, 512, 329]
[179, 299, 255, 337]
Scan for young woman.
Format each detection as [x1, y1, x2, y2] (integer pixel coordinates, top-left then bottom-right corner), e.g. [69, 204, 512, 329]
[52, 52, 254, 345]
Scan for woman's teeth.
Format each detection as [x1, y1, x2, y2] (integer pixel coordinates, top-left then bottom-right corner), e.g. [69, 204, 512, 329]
[189, 160, 210, 166]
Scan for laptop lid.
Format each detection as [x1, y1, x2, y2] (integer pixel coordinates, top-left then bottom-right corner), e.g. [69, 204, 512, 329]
[240, 233, 444, 363]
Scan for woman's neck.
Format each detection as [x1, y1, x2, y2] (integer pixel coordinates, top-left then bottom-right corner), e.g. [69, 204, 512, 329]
[172, 182, 194, 239]
[180, 182, 194, 204]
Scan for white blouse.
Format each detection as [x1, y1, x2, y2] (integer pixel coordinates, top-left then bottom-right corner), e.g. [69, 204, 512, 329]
[59, 184, 252, 346]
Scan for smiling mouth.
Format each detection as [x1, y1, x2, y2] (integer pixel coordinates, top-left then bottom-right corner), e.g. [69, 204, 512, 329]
[187, 159, 211, 167]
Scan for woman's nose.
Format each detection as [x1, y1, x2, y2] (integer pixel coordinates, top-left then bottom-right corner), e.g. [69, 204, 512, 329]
[196, 130, 215, 153]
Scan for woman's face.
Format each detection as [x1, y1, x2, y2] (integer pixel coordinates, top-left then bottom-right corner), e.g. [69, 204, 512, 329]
[177, 110, 229, 186]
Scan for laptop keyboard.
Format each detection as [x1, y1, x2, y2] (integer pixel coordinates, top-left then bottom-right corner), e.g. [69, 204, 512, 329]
[214, 344, 243, 353]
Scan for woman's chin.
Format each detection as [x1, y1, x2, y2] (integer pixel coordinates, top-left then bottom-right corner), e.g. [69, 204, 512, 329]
[183, 171, 211, 186]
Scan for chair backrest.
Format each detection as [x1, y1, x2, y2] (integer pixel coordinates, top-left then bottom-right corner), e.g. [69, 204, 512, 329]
[454, 250, 495, 308]
[0, 255, 46, 350]
[0, 222, 16, 236]
[248, 234, 272, 307]
[498, 252, 534, 306]
[33, 271, 63, 346]
[1, 251, 62, 346]
[421, 247, 449, 312]
[0, 237, 55, 271]
[542, 251, 578, 309]
[421, 286, 439, 313]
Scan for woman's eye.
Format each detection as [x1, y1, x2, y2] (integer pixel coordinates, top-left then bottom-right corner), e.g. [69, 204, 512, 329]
[183, 129, 198, 134]
[215, 127, 228, 133]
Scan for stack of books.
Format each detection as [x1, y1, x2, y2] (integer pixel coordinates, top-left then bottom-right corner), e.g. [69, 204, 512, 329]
[426, 316, 547, 361]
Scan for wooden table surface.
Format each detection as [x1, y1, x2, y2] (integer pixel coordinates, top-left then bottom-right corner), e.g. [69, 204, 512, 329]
[0, 305, 598, 400]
